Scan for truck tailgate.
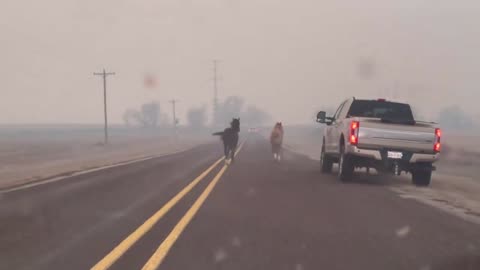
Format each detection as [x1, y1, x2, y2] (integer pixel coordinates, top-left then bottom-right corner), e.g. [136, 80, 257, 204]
[357, 118, 436, 153]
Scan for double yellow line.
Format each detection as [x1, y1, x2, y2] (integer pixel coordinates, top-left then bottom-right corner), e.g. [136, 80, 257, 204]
[91, 143, 244, 270]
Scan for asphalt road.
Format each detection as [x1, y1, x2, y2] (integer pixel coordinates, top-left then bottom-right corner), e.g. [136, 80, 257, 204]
[0, 134, 479, 270]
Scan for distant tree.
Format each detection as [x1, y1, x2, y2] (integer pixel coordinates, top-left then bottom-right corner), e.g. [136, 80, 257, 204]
[242, 105, 271, 126]
[141, 102, 160, 127]
[212, 95, 272, 127]
[122, 109, 137, 126]
[437, 105, 473, 130]
[187, 106, 208, 128]
[215, 96, 245, 126]
[122, 101, 166, 128]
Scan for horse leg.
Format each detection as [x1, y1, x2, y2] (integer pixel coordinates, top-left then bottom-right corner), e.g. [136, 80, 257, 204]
[231, 144, 237, 163]
[271, 144, 277, 159]
[229, 136, 238, 163]
[223, 142, 229, 159]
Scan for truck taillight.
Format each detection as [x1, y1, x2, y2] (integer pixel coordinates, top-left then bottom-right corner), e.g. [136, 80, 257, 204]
[434, 128, 441, 153]
[350, 121, 360, 145]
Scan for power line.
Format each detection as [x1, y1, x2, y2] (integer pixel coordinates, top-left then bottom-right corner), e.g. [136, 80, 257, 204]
[93, 68, 115, 145]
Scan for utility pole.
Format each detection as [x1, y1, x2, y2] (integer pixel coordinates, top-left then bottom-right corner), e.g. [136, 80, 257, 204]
[93, 68, 115, 145]
[213, 60, 219, 126]
[169, 99, 180, 135]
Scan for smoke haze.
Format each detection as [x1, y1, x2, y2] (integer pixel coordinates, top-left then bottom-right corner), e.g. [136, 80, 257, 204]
[1, 0, 479, 124]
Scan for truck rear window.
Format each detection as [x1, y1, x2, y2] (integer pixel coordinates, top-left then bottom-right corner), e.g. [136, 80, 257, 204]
[347, 100, 415, 124]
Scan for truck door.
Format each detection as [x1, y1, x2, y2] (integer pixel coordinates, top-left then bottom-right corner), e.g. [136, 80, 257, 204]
[331, 99, 353, 154]
[326, 101, 346, 153]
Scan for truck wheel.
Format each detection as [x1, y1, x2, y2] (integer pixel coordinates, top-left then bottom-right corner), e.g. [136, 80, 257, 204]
[338, 146, 354, 182]
[320, 143, 333, 173]
[412, 170, 432, 186]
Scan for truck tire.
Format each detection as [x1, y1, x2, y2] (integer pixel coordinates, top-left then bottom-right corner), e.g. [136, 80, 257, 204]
[320, 143, 333, 173]
[338, 146, 354, 182]
[412, 170, 432, 186]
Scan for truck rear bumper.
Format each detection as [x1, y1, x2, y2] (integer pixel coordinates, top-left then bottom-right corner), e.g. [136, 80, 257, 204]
[347, 145, 439, 163]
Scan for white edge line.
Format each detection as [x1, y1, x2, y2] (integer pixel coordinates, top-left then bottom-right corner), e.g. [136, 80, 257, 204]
[391, 187, 480, 225]
[1, 146, 197, 194]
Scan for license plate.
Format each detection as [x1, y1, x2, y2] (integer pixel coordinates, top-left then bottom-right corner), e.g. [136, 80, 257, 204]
[387, 151, 403, 159]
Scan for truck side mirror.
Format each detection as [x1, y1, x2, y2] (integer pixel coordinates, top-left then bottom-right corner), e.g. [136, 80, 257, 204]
[316, 111, 327, 123]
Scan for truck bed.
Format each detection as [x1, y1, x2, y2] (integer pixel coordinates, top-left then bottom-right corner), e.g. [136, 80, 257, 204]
[356, 118, 437, 153]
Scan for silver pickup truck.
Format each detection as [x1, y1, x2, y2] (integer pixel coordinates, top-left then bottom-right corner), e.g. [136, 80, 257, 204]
[316, 98, 441, 186]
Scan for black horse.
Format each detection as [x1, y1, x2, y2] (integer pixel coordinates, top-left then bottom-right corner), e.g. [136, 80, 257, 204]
[213, 118, 240, 163]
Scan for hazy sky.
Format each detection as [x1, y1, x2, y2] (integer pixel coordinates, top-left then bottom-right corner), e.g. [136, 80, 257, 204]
[1, 0, 480, 124]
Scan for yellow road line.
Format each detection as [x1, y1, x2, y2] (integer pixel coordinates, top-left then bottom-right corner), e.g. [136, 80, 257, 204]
[141, 143, 244, 270]
[91, 157, 225, 270]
